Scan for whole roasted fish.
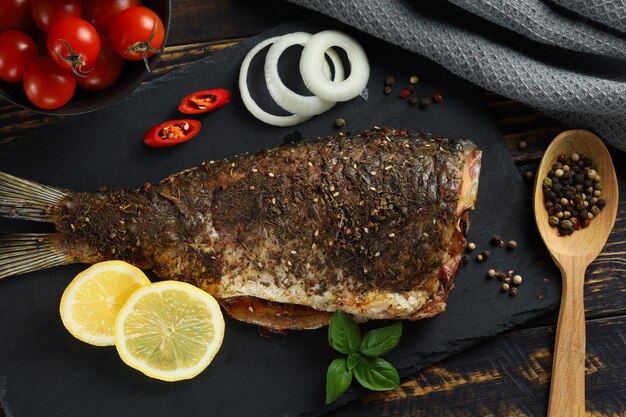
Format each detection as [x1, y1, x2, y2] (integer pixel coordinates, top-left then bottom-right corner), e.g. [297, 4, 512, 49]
[0, 128, 481, 331]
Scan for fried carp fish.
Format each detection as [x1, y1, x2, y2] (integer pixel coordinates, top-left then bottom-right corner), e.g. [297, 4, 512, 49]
[0, 128, 481, 331]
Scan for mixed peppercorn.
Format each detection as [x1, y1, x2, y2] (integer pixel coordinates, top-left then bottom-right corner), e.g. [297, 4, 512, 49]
[542, 152, 605, 236]
[383, 75, 442, 108]
[464, 234, 524, 297]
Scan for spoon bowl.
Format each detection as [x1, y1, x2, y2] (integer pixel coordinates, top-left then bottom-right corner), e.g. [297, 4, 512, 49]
[533, 129, 618, 417]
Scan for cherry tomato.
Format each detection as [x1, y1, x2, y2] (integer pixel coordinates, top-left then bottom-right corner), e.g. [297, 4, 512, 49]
[47, 17, 101, 75]
[109, 6, 164, 70]
[83, 0, 143, 33]
[23, 56, 76, 110]
[31, 0, 83, 33]
[0, 31, 38, 82]
[76, 35, 125, 90]
[178, 89, 232, 114]
[143, 120, 201, 147]
[0, 0, 33, 31]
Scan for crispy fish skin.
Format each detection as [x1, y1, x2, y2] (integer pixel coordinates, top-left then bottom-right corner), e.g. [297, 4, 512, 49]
[0, 128, 481, 330]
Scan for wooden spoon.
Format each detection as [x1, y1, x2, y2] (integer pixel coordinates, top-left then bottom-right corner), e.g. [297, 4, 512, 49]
[533, 130, 619, 417]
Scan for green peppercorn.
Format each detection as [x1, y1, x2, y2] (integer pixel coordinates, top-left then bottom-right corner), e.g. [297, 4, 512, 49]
[543, 178, 553, 189]
[558, 219, 574, 235]
[335, 118, 346, 128]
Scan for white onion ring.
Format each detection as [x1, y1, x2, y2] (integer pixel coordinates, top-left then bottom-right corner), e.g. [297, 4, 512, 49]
[239, 36, 311, 127]
[300, 30, 370, 102]
[264, 32, 345, 117]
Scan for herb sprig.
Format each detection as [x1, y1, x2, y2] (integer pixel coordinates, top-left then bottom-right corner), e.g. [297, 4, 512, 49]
[325, 311, 402, 404]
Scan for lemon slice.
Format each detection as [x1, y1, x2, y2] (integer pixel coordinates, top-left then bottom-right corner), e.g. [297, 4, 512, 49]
[114, 281, 225, 382]
[60, 261, 151, 346]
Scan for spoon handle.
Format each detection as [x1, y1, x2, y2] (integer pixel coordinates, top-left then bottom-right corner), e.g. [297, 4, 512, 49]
[547, 263, 586, 417]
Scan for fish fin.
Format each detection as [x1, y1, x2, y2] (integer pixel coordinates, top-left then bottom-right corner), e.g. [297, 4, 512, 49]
[0, 171, 67, 222]
[0, 234, 71, 279]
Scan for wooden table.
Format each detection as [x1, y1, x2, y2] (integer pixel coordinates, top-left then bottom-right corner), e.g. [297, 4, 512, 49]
[1, 1, 624, 416]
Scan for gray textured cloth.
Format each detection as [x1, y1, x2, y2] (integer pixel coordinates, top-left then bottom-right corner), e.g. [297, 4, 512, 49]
[288, 0, 626, 151]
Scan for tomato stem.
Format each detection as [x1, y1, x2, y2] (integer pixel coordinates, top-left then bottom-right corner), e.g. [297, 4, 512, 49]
[57, 39, 92, 77]
[126, 19, 162, 72]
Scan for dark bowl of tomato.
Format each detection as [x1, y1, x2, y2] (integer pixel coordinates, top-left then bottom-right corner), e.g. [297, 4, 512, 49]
[0, 0, 171, 115]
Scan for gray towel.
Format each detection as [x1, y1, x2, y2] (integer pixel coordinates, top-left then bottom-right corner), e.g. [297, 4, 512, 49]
[288, 0, 626, 151]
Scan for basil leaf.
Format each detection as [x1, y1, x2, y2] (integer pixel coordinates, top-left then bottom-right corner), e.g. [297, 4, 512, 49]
[353, 356, 400, 391]
[347, 352, 360, 371]
[328, 310, 361, 354]
[359, 322, 402, 357]
[325, 358, 353, 404]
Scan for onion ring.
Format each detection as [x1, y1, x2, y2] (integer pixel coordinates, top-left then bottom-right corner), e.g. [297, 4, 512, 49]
[300, 30, 369, 102]
[239, 36, 311, 127]
[264, 32, 345, 117]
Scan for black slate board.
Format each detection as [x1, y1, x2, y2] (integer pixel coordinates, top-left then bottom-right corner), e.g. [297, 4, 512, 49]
[0, 18, 560, 417]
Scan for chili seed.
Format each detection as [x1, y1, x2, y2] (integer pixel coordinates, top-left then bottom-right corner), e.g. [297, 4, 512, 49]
[183, 122, 189, 131]
[385, 76, 395, 86]
[409, 75, 418, 84]
[384, 86, 392, 95]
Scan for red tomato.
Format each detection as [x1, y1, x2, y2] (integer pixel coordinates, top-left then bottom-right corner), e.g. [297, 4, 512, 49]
[23, 56, 76, 110]
[31, 0, 82, 33]
[47, 17, 101, 75]
[83, 0, 143, 33]
[76, 35, 125, 90]
[109, 6, 164, 68]
[0, 31, 38, 82]
[0, 0, 33, 30]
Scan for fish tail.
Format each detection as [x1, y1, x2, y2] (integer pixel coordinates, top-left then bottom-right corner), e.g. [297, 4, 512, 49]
[0, 172, 73, 279]
[0, 171, 67, 222]
[0, 233, 70, 279]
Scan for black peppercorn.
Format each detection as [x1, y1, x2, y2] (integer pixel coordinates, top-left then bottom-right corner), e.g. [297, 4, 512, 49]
[385, 76, 395, 86]
[384, 86, 392, 95]
[491, 235, 502, 245]
[461, 255, 470, 266]
[596, 199, 606, 209]
[408, 96, 418, 105]
[419, 98, 431, 108]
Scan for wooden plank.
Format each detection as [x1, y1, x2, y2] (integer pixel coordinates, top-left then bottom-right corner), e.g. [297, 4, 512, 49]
[328, 315, 626, 417]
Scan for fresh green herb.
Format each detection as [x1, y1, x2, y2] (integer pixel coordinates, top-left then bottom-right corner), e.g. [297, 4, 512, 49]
[325, 358, 353, 405]
[325, 311, 402, 404]
[353, 355, 400, 391]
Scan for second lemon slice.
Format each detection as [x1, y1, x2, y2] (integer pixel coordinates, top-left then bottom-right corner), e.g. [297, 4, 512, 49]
[114, 281, 225, 382]
[60, 261, 151, 346]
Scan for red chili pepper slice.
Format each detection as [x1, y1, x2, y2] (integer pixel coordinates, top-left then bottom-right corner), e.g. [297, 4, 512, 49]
[178, 88, 231, 114]
[143, 119, 201, 147]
